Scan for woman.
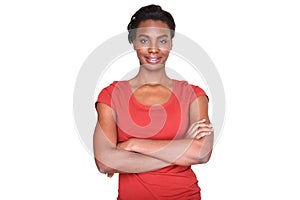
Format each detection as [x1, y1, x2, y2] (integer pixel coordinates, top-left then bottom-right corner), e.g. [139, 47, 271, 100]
[93, 4, 214, 200]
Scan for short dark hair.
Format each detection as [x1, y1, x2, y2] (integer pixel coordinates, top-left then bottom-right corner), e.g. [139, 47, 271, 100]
[127, 4, 176, 44]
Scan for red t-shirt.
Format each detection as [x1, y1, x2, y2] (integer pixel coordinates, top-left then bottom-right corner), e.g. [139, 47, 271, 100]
[96, 80, 207, 200]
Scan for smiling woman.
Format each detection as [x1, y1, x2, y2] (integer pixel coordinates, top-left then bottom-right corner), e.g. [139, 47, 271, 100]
[93, 4, 214, 200]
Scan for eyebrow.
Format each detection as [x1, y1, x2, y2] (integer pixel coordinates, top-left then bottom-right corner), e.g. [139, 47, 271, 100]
[137, 34, 169, 38]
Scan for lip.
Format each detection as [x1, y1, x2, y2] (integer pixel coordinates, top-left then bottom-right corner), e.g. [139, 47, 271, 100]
[144, 56, 162, 64]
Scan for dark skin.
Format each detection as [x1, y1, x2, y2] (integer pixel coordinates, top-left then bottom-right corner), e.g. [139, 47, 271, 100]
[93, 20, 214, 177]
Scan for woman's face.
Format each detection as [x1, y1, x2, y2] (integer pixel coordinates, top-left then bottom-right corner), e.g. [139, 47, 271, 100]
[133, 20, 172, 69]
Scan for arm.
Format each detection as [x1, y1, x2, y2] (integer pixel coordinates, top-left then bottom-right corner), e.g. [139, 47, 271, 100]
[118, 96, 214, 166]
[93, 102, 172, 174]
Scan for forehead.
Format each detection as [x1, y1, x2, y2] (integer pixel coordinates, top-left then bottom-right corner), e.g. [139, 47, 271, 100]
[138, 20, 170, 29]
[136, 20, 171, 37]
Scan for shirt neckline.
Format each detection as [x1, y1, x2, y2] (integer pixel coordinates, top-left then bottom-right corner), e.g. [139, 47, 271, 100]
[125, 79, 176, 109]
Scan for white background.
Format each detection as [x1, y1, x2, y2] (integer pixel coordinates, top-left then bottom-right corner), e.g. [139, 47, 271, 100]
[1, 0, 299, 199]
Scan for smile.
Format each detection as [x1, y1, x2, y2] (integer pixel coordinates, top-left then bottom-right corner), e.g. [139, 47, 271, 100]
[145, 56, 161, 64]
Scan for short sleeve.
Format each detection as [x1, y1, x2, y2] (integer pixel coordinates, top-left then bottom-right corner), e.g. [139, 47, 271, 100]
[190, 85, 209, 102]
[95, 82, 117, 108]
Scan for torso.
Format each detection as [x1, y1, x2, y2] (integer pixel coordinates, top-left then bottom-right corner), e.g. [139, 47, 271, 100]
[97, 80, 206, 199]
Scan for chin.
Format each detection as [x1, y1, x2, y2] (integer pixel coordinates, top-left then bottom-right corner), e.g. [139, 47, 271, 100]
[140, 63, 165, 71]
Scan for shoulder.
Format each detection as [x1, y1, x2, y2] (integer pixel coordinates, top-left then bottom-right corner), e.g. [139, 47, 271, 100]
[101, 81, 121, 91]
[99, 81, 129, 94]
[96, 81, 128, 106]
[173, 79, 207, 96]
[96, 80, 132, 108]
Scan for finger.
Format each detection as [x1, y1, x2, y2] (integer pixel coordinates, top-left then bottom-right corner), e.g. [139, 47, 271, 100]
[187, 123, 201, 133]
[197, 123, 213, 129]
[107, 173, 114, 178]
[196, 119, 206, 124]
[200, 126, 214, 130]
[190, 120, 209, 130]
[196, 131, 213, 139]
[197, 126, 214, 132]
[186, 121, 212, 138]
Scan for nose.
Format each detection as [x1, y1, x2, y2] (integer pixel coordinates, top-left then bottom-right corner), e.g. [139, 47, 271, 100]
[148, 47, 159, 53]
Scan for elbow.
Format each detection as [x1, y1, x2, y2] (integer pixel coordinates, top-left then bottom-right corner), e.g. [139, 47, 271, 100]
[179, 150, 212, 166]
[190, 143, 213, 165]
[94, 157, 115, 174]
[198, 151, 212, 164]
[194, 136, 213, 164]
[94, 145, 118, 174]
[187, 152, 212, 165]
[94, 148, 117, 174]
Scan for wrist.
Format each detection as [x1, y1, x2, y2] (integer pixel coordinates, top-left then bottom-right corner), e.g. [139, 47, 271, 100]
[128, 138, 137, 152]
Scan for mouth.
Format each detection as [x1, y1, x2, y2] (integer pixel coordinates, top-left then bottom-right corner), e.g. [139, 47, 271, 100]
[144, 56, 162, 64]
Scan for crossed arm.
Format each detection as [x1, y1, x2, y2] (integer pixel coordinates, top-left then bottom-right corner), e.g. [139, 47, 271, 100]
[93, 95, 213, 175]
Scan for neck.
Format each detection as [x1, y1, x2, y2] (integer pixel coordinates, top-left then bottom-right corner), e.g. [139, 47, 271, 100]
[134, 67, 170, 85]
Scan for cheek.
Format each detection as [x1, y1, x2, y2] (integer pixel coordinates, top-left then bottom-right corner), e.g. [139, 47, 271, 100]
[135, 49, 145, 57]
[159, 43, 172, 52]
[161, 49, 170, 58]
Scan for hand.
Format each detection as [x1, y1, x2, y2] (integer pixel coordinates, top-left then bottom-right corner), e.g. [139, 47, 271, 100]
[117, 138, 134, 151]
[185, 119, 213, 140]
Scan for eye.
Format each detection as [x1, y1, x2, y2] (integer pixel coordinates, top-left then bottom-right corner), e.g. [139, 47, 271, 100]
[140, 39, 149, 44]
[160, 39, 167, 44]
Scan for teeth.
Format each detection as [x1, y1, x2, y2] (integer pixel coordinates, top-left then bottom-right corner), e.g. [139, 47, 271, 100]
[146, 57, 160, 63]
